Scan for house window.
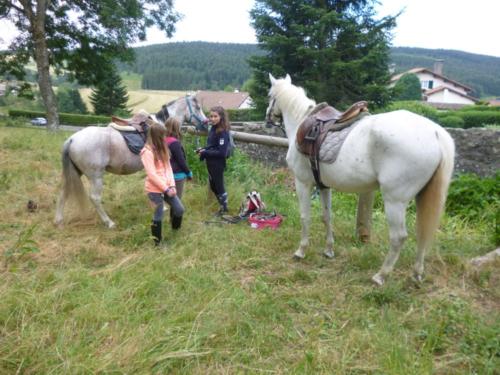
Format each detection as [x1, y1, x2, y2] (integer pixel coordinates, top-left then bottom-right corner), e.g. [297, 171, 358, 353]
[421, 80, 434, 89]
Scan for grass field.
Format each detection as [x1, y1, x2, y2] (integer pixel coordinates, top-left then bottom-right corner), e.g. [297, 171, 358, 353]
[79, 88, 190, 115]
[0, 122, 498, 374]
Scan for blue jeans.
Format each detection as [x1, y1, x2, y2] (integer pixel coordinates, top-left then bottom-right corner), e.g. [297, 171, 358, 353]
[147, 192, 185, 222]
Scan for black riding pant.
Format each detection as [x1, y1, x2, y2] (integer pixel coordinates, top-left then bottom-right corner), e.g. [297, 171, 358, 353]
[206, 159, 226, 197]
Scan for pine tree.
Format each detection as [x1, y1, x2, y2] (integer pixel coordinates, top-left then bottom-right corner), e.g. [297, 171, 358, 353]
[90, 70, 130, 116]
[249, 0, 397, 112]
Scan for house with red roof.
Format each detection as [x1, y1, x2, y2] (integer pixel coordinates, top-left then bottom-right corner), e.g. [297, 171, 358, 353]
[195, 90, 253, 111]
[390, 60, 478, 109]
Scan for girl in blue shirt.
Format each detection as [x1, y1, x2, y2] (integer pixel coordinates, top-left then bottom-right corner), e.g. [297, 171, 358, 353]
[196, 106, 230, 215]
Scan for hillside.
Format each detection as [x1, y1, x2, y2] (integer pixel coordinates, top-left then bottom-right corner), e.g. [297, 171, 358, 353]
[119, 43, 500, 98]
[118, 42, 262, 91]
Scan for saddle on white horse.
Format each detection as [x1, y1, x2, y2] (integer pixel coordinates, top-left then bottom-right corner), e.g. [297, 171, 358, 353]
[296, 101, 369, 188]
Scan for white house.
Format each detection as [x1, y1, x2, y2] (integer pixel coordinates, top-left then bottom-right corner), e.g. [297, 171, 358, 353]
[390, 60, 478, 108]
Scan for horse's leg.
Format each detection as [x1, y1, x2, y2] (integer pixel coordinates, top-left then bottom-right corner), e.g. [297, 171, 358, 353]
[372, 200, 408, 286]
[319, 188, 334, 258]
[294, 179, 313, 259]
[88, 174, 115, 229]
[356, 191, 374, 242]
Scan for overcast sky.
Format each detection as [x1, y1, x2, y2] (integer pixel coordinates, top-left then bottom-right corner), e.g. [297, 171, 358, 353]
[1, 0, 499, 57]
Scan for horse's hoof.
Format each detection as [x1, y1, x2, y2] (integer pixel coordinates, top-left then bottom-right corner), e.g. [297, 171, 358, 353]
[372, 273, 385, 286]
[293, 251, 305, 261]
[323, 249, 335, 259]
[412, 273, 424, 284]
[106, 222, 116, 229]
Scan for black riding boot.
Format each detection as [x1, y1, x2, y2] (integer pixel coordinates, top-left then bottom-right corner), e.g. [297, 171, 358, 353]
[216, 193, 228, 215]
[151, 220, 162, 245]
[171, 215, 183, 230]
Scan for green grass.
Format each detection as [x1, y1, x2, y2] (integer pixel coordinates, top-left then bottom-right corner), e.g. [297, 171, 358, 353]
[0, 124, 498, 374]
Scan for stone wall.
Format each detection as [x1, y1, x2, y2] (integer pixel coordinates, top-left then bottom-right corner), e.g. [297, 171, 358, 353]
[233, 123, 499, 177]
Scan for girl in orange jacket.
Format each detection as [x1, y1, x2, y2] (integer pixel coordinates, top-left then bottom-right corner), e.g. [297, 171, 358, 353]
[140, 121, 184, 246]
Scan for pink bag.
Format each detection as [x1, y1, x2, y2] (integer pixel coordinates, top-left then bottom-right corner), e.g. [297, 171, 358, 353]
[248, 212, 283, 230]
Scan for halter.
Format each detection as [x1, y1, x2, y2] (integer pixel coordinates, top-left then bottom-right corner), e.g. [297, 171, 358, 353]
[265, 97, 285, 135]
[185, 95, 207, 131]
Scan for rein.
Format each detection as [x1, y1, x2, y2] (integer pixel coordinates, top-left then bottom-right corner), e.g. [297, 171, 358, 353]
[186, 95, 206, 130]
[265, 98, 286, 135]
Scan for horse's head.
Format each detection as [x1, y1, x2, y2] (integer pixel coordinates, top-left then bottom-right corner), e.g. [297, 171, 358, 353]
[155, 95, 208, 131]
[184, 95, 209, 131]
[265, 73, 292, 128]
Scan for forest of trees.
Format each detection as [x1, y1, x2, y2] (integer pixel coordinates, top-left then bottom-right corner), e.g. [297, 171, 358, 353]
[118, 43, 500, 98]
[117, 42, 263, 91]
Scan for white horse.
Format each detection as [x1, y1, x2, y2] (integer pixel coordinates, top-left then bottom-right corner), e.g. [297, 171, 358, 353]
[266, 74, 455, 285]
[55, 95, 207, 228]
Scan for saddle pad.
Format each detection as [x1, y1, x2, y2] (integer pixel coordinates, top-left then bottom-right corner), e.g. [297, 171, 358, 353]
[318, 121, 358, 164]
[109, 123, 147, 155]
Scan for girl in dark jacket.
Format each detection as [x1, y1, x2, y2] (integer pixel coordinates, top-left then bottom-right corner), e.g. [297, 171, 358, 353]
[196, 106, 230, 215]
[164, 117, 192, 229]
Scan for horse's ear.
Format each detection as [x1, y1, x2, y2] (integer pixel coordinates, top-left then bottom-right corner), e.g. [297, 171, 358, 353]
[285, 74, 291, 84]
[269, 73, 276, 85]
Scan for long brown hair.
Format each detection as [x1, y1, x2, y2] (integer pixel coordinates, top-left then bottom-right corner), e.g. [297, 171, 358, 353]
[145, 120, 169, 165]
[165, 117, 182, 139]
[210, 106, 230, 133]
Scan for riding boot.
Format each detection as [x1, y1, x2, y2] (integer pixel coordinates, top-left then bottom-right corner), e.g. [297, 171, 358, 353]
[151, 220, 162, 246]
[171, 215, 183, 230]
[216, 193, 228, 216]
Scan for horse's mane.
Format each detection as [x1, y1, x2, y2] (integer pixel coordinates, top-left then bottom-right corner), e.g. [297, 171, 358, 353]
[272, 81, 316, 123]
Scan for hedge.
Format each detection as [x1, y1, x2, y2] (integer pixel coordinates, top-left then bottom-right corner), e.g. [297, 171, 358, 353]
[454, 111, 500, 128]
[9, 109, 110, 126]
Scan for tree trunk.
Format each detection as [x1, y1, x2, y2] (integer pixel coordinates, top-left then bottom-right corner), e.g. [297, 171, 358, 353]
[28, 0, 59, 130]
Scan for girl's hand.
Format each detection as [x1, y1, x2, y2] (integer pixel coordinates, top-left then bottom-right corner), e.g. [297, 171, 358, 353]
[164, 187, 176, 197]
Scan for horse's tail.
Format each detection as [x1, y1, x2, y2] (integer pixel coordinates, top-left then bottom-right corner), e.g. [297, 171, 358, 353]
[415, 128, 455, 250]
[60, 138, 87, 208]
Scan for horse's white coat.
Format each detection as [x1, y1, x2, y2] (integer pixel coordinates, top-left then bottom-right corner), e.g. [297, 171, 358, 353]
[267, 74, 455, 285]
[55, 96, 207, 228]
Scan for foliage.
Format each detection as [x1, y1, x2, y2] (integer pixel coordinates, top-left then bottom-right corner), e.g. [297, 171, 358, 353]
[0, 0, 180, 86]
[392, 73, 422, 101]
[455, 110, 500, 128]
[0, 124, 498, 373]
[446, 173, 500, 244]
[90, 68, 130, 116]
[0, 0, 180, 128]
[56, 85, 88, 114]
[248, 0, 397, 112]
[227, 108, 263, 122]
[9, 109, 109, 126]
[378, 101, 441, 122]
[390, 47, 500, 98]
[438, 115, 465, 128]
[118, 42, 263, 91]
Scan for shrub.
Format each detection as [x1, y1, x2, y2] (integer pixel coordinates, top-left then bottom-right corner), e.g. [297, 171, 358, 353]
[439, 115, 465, 128]
[456, 111, 500, 128]
[8, 109, 109, 126]
[446, 173, 499, 245]
[379, 101, 441, 122]
[227, 108, 263, 122]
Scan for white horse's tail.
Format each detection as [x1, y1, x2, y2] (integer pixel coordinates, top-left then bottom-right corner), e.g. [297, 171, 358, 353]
[60, 138, 87, 208]
[415, 129, 455, 250]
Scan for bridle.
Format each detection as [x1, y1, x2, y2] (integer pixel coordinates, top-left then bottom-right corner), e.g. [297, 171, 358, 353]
[185, 95, 207, 130]
[265, 97, 285, 135]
